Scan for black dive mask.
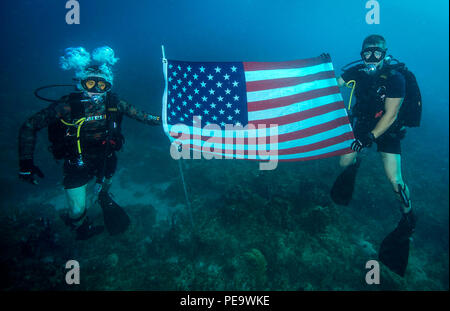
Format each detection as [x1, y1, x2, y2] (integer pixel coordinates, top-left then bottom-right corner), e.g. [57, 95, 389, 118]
[360, 47, 387, 63]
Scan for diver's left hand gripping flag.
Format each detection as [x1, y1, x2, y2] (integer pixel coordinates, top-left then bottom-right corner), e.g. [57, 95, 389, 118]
[161, 55, 354, 161]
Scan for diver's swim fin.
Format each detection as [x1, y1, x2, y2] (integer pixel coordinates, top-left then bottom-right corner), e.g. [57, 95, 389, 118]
[379, 211, 416, 277]
[330, 158, 361, 205]
[98, 191, 130, 235]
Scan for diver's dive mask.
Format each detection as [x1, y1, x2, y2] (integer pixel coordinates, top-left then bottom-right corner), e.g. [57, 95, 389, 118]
[359, 47, 387, 75]
[360, 46, 387, 63]
[81, 76, 112, 93]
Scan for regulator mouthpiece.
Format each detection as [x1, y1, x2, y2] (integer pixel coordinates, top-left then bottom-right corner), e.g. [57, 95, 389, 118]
[367, 64, 377, 74]
[359, 63, 378, 75]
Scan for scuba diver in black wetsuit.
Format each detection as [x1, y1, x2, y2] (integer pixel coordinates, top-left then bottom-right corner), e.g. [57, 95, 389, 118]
[18, 46, 161, 240]
[331, 35, 422, 276]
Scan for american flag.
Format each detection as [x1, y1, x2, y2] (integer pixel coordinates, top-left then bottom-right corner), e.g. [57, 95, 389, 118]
[162, 55, 354, 161]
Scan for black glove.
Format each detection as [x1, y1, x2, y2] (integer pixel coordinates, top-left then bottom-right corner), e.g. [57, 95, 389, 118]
[19, 159, 44, 185]
[351, 132, 376, 152]
[320, 52, 331, 61]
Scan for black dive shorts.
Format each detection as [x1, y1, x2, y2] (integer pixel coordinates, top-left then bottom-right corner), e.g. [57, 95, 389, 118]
[63, 152, 117, 189]
[374, 131, 404, 154]
[353, 121, 405, 155]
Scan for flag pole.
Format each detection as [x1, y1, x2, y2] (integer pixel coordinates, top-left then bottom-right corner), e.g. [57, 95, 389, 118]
[161, 45, 166, 61]
[161, 45, 194, 228]
[161, 45, 170, 137]
[178, 158, 194, 228]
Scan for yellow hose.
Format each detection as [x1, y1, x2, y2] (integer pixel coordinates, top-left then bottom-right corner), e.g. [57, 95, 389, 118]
[60, 118, 86, 155]
[345, 80, 356, 110]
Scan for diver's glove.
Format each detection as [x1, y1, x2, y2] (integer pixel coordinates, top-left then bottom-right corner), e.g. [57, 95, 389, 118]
[320, 53, 331, 61]
[147, 114, 162, 125]
[351, 132, 376, 152]
[19, 159, 44, 185]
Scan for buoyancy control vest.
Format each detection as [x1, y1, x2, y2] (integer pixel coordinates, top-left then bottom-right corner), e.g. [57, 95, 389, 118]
[48, 92, 124, 160]
[348, 62, 422, 129]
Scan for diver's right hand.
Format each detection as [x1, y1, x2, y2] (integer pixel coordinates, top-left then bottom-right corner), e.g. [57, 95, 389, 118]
[19, 159, 44, 185]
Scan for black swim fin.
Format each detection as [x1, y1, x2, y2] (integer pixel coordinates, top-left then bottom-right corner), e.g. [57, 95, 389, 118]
[379, 211, 416, 277]
[330, 158, 361, 205]
[98, 191, 130, 235]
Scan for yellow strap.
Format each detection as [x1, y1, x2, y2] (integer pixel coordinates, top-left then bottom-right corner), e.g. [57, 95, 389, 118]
[59, 118, 86, 155]
[345, 80, 356, 110]
[75, 119, 86, 154]
[60, 119, 74, 126]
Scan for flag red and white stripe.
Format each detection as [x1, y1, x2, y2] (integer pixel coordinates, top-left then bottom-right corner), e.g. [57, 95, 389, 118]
[162, 55, 354, 161]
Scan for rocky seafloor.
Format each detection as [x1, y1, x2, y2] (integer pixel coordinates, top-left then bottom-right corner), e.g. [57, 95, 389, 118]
[0, 129, 448, 291]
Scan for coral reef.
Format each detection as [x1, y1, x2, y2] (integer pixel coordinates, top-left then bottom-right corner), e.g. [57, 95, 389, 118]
[0, 147, 448, 290]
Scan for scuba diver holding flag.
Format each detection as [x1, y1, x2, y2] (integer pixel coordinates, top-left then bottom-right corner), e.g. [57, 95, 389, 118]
[17, 41, 422, 275]
[18, 46, 161, 240]
[331, 34, 422, 276]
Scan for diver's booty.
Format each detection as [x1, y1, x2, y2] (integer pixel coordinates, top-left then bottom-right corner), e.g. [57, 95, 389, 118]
[61, 210, 104, 241]
[60, 208, 86, 229]
[394, 183, 412, 214]
[75, 217, 104, 240]
[392, 183, 416, 239]
[395, 208, 417, 239]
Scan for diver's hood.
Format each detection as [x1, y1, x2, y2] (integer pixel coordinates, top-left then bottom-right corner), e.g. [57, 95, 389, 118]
[78, 65, 114, 86]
